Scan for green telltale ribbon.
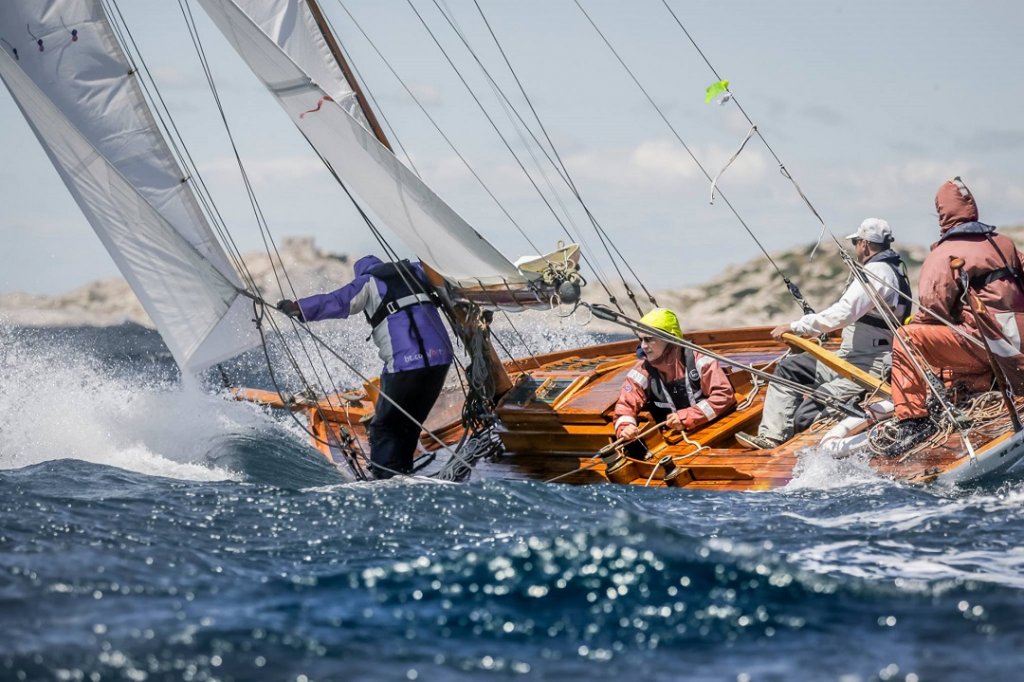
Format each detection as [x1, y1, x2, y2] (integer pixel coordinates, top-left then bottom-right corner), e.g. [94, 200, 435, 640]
[704, 79, 729, 104]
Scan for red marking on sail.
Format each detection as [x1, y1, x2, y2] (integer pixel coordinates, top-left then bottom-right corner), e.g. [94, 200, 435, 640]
[299, 95, 334, 119]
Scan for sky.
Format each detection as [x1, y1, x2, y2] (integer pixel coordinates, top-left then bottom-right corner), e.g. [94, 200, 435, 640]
[1, 0, 1023, 296]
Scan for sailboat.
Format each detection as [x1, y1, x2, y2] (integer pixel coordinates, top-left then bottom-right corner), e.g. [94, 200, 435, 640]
[3, 1, 1022, 489]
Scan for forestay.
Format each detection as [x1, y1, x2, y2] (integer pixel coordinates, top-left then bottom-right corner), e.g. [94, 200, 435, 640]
[197, 0, 527, 289]
[0, 1, 257, 373]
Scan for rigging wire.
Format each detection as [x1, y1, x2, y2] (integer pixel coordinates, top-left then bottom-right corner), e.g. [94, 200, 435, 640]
[333, 0, 592, 369]
[399, 0, 630, 311]
[434, 0, 616, 293]
[102, 0, 250, 292]
[658, 0, 832, 245]
[174, 0, 351, 413]
[428, 0, 649, 312]
[464, 0, 659, 309]
[332, 0, 541, 258]
[103, 0, 368, 470]
[573, 0, 814, 317]
[654, 0, 971, 431]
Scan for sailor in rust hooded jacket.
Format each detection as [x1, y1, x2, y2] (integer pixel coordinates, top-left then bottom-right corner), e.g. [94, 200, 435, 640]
[891, 177, 1024, 420]
[912, 177, 1024, 329]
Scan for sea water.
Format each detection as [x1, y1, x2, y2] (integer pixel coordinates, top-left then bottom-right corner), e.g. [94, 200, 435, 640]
[2, 323, 1023, 681]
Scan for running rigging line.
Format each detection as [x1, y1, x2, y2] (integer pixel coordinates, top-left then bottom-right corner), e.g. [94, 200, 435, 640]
[574, 0, 815, 316]
[430, 0, 614, 294]
[105, 0, 364, 464]
[430, 0, 659, 312]
[179, 0, 496, 467]
[659, 0, 831, 248]
[463, 0, 659, 309]
[332, 0, 541, 257]
[656, 0, 972, 425]
[315, 6, 421, 177]
[174, 0, 350, 412]
[334, 0, 621, 311]
[399, 0, 639, 312]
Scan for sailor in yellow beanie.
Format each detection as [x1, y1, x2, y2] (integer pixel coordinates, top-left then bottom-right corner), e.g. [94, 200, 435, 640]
[613, 308, 736, 445]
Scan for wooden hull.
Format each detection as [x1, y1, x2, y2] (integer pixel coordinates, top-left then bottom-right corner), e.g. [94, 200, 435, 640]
[233, 325, 1024, 489]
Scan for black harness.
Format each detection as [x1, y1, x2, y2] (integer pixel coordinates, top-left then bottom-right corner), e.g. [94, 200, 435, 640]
[938, 221, 1024, 295]
[642, 348, 705, 422]
[363, 260, 439, 366]
[857, 248, 913, 330]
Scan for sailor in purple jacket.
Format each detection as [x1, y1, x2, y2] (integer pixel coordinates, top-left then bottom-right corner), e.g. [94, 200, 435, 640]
[277, 255, 453, 478]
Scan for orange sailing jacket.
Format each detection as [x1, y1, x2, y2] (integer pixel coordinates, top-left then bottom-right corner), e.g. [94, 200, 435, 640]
[613, 347, 735, 436]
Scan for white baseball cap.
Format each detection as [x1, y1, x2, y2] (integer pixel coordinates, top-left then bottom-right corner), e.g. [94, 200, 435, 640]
[845, 218, 893, 244]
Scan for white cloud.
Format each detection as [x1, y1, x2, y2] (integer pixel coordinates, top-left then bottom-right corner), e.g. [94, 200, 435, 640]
[830, 160, 982, 212]
[563, 138, 769, 191]
[149, 66, 191, 89]
[1005, 184, 1024, 210]
[407, 83, 442, 106]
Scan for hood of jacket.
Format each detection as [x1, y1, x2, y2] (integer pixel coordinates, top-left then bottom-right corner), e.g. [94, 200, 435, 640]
[354, 255, 384, 277]
[936, 178, 979, 233]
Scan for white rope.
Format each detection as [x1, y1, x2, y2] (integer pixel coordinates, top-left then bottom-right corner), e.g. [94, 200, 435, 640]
[709, 125, 756, 205]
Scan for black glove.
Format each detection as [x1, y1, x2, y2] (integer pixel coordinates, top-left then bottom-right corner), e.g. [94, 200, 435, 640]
[275, 299, 304, 321]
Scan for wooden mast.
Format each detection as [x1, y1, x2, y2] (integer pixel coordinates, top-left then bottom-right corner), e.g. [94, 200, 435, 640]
[305, 0, 393, 151]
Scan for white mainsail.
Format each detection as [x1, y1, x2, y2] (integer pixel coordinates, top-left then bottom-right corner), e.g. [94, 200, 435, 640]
[0, 2, 257, 373]
[197, 0, 528, 289]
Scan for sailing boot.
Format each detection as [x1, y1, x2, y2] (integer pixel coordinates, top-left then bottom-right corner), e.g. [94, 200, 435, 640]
[880, 417, 937, 457]
[735, 432, 782, 450]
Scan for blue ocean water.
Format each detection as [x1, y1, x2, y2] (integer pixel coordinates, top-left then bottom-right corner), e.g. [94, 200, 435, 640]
[2, 324, 1024, 681]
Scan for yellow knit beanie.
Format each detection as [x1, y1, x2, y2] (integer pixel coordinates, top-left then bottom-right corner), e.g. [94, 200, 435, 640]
[639, 308, 683, 339]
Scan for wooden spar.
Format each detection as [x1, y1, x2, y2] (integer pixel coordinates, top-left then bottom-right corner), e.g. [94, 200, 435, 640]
[305, 0, 393, 151]
[781, 332, 892, 396]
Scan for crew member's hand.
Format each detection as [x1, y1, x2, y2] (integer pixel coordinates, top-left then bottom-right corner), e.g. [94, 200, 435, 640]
[665, 412, 684, 432]
[618, 424, 639, 441]
[770, 324, 793, 340]
[276, 299, 304, 320]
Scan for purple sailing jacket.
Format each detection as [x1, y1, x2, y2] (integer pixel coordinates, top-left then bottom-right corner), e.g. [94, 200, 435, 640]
[297, 256, 454, 374]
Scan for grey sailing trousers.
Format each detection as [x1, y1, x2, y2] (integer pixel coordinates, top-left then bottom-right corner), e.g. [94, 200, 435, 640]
[758, 351, 888, 443]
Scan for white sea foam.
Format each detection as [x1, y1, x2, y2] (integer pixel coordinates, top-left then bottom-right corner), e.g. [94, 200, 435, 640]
[786, 539, 1024, 590]
[779, 479, 1024, 588]
[781, 445, 885, 491]
[0, 325, 278, 481]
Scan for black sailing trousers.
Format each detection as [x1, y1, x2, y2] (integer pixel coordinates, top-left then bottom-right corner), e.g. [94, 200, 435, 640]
[369, 363, 451, 479]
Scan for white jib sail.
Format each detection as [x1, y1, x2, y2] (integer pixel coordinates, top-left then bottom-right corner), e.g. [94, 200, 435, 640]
[198, 0, 527, 289]
[0, 2, 257, 373]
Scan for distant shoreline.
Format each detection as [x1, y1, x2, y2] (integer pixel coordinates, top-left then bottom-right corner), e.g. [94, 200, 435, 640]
[4, 227, 1023, 331]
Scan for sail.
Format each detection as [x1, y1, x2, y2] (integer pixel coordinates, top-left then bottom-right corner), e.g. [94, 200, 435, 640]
[0, 2, 258, 373]
[197, 0, 527, 289]
[227, 0, 373, 131]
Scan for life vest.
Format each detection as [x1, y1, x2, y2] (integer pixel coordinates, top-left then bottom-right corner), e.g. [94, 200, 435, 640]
[642, 348, 705, 422]
[363, 260, 440, 364]
[938, 222, 1024, 295]
[857, 248, 912, 330]
[364, 260, 438, 329]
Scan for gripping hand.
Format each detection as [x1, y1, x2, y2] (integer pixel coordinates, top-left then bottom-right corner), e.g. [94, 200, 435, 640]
[275, 299, 304, 321]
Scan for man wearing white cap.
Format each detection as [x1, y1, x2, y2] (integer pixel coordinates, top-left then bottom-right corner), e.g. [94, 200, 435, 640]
[737, 218, 912, 450]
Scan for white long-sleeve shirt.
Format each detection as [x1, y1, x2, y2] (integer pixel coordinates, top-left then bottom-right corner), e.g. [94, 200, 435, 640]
[789, 261, 901, 336]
